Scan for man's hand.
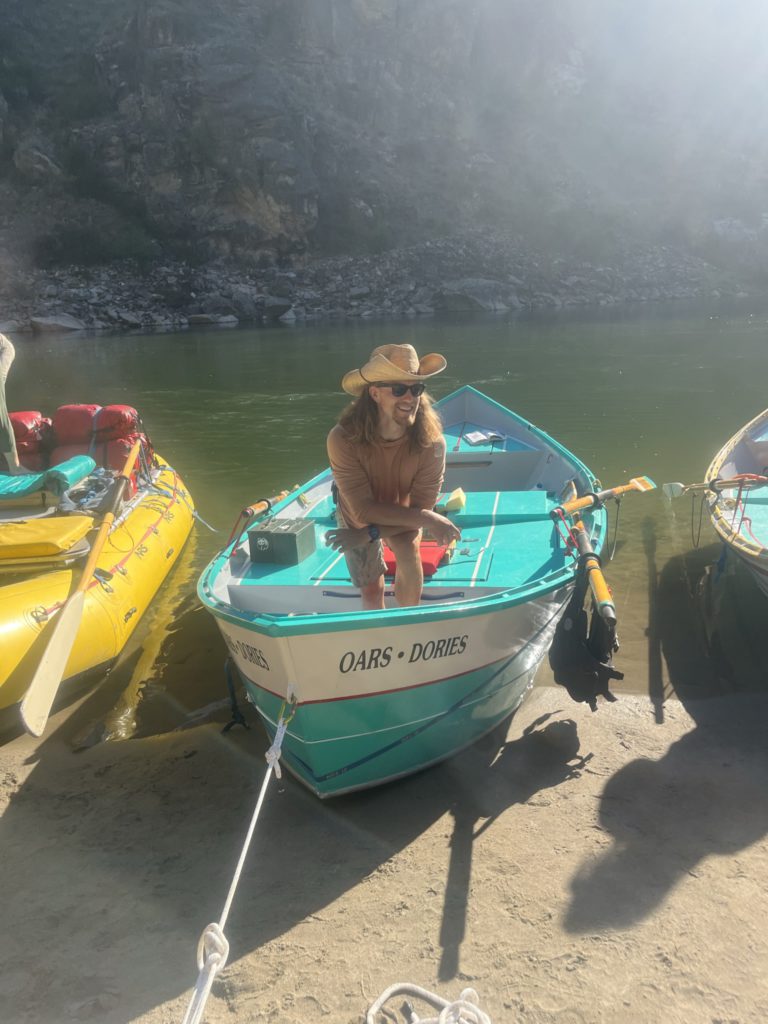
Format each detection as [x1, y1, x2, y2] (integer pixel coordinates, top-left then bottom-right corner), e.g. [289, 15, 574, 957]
[324, 526, 371, 552]
[423, 510, 461, 546]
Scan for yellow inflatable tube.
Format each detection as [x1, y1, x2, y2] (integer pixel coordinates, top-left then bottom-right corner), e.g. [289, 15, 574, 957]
[0, 458, 194, 711]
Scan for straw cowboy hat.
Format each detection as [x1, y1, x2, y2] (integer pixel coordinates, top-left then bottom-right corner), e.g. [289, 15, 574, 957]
[342, 343, 447, 396]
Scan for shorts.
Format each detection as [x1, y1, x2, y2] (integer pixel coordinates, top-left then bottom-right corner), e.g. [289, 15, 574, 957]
[336, 509, 386, 588]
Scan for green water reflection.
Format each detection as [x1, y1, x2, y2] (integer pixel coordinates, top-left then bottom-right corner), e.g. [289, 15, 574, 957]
[9, 302, 768, 727]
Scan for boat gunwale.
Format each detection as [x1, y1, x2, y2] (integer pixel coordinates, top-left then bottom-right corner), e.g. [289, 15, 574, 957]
[706, 406, 768, 558]
[197, 385, 606, 637]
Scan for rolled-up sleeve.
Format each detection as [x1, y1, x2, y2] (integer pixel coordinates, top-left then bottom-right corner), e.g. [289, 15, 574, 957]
[409, 437, 446, 510]
[327, 426, 374, 527]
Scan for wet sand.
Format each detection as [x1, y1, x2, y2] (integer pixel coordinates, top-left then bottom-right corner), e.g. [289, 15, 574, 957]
[1, 540, 768, 1023]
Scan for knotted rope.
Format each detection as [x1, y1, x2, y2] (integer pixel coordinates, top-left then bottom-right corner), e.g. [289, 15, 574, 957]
[366, 983, 492, 1024]
[181, 690, 297, 1024]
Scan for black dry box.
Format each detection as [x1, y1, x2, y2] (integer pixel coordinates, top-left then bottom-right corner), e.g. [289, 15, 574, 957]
[248, 518, 316, 565]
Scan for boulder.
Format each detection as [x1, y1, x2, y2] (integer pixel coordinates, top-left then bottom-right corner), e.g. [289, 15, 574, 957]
[230, 286, 262, 319]
[262, 296, 293, 320]
[13, 135, 63, 183]
[30, 314, 86, 332]
[432, 278, 510, 313]
[187, 313, 221, 325]
[109, 309, 143, 327]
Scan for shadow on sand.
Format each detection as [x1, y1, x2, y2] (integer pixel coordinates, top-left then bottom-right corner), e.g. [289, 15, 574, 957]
[564, 517, 768, 933]
[0, 667, 590, 1021]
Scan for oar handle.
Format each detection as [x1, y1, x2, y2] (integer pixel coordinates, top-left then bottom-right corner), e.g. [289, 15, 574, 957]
[560, 484, 633, 515]
[226, 490, 293, 551]
[572, 520, 617, 625]
[242, 491, 289, 520]
[711, 473, 768, 493]
[559, 492, 602, 514]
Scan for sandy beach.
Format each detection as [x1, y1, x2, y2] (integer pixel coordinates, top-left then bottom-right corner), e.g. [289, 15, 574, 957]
[2, 611, 768, 1024]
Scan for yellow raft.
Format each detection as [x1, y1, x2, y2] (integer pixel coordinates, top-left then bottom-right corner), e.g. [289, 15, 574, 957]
[0, 456, 194, 713]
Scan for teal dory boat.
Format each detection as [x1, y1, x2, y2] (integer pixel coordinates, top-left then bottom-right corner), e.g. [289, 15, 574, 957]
[198, 386, 608, 798]
[703, 407, 768, 599]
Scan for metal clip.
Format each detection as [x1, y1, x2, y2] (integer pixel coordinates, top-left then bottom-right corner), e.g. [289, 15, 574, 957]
[93, 568, 114, 593]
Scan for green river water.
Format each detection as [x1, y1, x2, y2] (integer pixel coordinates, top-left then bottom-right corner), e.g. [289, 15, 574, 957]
[8, 301, 768, 735]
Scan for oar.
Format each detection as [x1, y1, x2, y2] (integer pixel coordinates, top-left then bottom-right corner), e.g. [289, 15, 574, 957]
[569, 518, 617, 625]
[559, 476, 656, 515]
[20, 440, 142, 737]
[663, 474, 768, 501]
[225, 490, 292, 549]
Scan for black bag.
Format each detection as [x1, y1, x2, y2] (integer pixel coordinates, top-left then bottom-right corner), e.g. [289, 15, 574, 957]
[549, 558, 623, 711]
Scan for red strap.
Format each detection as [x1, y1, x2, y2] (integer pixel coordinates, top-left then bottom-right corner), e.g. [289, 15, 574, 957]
[553, 508, 579, 558]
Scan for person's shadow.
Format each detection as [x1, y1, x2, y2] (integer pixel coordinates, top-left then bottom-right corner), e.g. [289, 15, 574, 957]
[564, 694, 768, 932]
[434, 711, 591, 979]
[0, 681, 592, 1022]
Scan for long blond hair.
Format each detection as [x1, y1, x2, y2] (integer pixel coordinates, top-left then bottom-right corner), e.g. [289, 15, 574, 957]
[338, 389, 443, 451]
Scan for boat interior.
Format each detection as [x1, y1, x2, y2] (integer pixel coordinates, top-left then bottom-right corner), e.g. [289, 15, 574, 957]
[0, 457, 98, 572]
[220, 390, 596, 617]
[225, 485, 573, 616]
[0, 454, 161, 575]
[714, 415, 768, 548]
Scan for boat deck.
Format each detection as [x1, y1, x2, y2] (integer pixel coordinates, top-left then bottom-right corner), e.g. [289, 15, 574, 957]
[733, 493, 768, 548]
[442, 421, 537, 454]
[227, 488, 572, 610]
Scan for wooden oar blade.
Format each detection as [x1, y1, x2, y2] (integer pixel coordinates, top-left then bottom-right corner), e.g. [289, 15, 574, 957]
[18, 439, 140, 739]
[19, 591, 86, 737]
[560, 474, 656, 514]
[629, 476, 656, 493]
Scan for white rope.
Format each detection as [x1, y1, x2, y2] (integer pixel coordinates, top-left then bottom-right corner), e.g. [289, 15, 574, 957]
[180, 690, 297, 1024]
[366, 983, 492, 1024]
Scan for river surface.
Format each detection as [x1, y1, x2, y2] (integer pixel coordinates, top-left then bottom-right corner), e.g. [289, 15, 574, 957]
[9, 301, 768, 736]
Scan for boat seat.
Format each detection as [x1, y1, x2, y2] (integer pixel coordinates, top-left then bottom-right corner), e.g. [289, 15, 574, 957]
[301, 489, 551, 526]
[447, 489, 551, 526]
[0, 537, 91, 574]
[382, 539, 454, 577]
[0, 514, 93, 560]
[0, 504, 60, 521]
[0, 455, 97, 501]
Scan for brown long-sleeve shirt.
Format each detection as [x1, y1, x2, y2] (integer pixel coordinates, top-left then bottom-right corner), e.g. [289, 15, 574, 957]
[0, 334, 16, 456]
[0, 334, 14, 383]
[327, 425, 446, 530]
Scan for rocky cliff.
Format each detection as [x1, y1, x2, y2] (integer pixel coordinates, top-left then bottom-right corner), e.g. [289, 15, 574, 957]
[1, 1, 767, 289]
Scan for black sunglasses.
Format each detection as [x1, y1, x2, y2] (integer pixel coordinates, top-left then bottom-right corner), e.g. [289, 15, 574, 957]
[374, 382, 425, 398]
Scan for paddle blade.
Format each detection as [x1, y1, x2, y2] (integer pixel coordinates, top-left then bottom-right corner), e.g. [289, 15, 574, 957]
[630, 476, 656, 493]
[19, 591, 86, 737]
[662, 482, 686, 501]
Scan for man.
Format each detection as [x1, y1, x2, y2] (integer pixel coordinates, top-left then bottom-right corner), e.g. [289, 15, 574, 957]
[326, 343, 461, 610]
[0, 333, 29, 475]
